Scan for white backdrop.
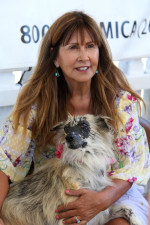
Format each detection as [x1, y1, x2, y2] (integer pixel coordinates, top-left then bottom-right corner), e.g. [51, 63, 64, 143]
[0, 0, 150, 69]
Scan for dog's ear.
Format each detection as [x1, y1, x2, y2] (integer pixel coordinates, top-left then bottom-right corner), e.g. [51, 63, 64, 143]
[50, 122, 64, 132]
[67, 113, 73, 121]
[94, 115, 112, 131]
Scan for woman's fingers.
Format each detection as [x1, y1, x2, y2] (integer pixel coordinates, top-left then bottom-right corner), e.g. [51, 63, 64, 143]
[63, 216, 87, 225]
[56, 189, 88, 212]
[56, 209, 77, 220]
[70, 220, 87, 225]
[56, 189, 102, 224]
[56, 202, 76, 213]
[65, 189, 86, 197]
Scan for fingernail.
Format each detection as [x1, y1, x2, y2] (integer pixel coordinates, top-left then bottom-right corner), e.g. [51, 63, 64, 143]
[56, 215, 59, 219]
[65, 189, 69, 193]
[55, 209, 58, 212]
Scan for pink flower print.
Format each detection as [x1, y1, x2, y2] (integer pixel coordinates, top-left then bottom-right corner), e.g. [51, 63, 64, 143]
[106, 158, 117, 170]
[55, 144, 63, 158]
[127, 94, 137, 103]
[118, 148, 128, 156]
[115, 137, 129, 156]
[13, 156, 21, 167]
[128, 177, 137, 183]
[108, 171, 114, 176]
[107, 158, 117, 165]
[125, 118, 134, 134]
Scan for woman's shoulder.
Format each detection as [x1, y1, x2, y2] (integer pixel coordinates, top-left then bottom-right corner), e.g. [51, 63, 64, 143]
[26, 104, 37, 129]
[115, 90, 137, 110]
[8, 103, 37, 129]
[115, 90, 139, 126]
[116, 90, 137, 102]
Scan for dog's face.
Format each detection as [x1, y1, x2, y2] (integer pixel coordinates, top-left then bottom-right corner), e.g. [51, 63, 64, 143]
[64, 117, 90, 149]
[51, 115, 114, 168]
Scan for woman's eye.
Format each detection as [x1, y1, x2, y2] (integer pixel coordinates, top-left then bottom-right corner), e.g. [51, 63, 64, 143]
[69, 45, 78, 49]
[87, 44, 95, 48]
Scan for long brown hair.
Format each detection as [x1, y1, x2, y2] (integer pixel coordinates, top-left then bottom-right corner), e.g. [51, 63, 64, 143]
[12, 11, 145, 148]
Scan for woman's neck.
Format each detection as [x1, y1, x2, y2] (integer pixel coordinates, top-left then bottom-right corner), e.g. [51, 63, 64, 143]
[67, 82, 93, 116]
[67, 99, 93, 116]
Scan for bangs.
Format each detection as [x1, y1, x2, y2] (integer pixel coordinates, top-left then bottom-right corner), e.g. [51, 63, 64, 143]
[61, 23, 101, 47]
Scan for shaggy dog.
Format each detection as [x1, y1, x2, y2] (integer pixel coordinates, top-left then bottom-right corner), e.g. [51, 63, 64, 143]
[1, 115, 140, 225]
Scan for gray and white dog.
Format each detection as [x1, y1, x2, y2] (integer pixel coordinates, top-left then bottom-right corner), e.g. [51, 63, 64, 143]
[1, 115, 141, 225]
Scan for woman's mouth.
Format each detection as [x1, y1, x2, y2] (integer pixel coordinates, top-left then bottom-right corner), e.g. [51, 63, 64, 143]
[76, 66, 89, 71]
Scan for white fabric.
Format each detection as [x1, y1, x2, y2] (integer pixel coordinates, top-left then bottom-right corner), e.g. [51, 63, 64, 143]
[113, 183, 149, 224]
[0, 0, 150, 69]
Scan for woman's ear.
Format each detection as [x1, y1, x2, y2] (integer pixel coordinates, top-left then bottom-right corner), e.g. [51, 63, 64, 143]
[50, 47, 59, 67]
[54, 58, 59, 67]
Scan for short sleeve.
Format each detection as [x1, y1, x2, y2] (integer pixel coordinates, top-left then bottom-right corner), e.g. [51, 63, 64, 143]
[0, 107, 36, 182]
[109, 91, 150, 185]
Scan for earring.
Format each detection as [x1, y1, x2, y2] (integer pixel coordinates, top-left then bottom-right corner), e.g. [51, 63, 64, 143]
[95, 70, 99, 74]
[55, 69, 60, 77]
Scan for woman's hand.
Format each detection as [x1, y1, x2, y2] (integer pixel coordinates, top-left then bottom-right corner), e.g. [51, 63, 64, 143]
[55, 188, 109, 225]
[55, 179, 132, 225]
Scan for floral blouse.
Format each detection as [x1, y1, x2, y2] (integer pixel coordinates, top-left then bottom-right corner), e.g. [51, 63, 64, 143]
[0, 91, 150, 185]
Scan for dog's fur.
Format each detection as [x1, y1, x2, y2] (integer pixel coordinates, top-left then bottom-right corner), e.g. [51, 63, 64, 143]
[1, 115, 141, 225]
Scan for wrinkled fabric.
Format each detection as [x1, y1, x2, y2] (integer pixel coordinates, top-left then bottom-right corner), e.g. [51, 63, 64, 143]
[113, 183, 149, 225]
[108, 91, 150, 185]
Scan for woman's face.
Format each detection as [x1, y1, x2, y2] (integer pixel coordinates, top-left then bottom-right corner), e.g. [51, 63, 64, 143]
[54, 29, 99, 84]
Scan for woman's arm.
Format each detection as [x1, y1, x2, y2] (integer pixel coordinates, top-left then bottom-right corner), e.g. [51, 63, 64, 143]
[0, 170, 9, 225]
[0, 170, 9, 210]
[98, 179, 132, 209]
[56, 178, 132, 225]
[0, 111, 35, 183]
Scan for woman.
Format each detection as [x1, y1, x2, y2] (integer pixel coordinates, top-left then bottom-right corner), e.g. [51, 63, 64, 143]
[0, 11, 149, 225]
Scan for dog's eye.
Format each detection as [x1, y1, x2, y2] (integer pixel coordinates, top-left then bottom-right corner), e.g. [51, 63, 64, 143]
[81, 123, 87, 128]
[64, 126, 69, 133]
[64, 126, 67, 133]
[79, 121, 89, 129]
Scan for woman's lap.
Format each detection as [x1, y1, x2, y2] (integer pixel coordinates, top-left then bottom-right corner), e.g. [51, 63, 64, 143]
[105, 218, 130, 225]
[111, 183, 149, 224]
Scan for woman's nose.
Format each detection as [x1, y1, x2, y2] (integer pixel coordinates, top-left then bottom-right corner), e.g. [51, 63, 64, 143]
[78, 48, 89, 61]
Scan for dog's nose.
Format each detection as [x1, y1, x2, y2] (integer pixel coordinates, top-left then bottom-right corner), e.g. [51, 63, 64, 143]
[65, 133, 74, 142]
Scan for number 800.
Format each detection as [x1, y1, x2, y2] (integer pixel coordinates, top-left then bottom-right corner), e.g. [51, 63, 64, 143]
[20, 25, 49, 44]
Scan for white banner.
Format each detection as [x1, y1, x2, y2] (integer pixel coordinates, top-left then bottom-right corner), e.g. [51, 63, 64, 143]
[0, 0, 150, 69]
